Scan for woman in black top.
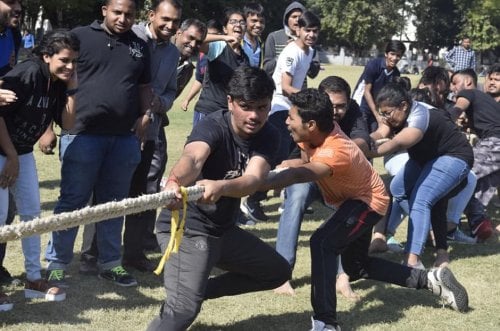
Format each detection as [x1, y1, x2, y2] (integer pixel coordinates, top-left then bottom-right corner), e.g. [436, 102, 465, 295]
[0, 30, 79, 307]
[369, 83, 473, 269]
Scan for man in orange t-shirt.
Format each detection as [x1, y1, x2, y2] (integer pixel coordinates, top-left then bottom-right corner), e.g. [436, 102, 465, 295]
[261, 89, 469, 330]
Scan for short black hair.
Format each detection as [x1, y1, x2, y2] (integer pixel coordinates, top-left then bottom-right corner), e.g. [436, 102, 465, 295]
[243, 2, 264, 18]
[451, 69, 478, 87]
[393, 76, 411, 91]
[385, 40, 406, 54]
[289, 88, 333, 133]
[419, 66, 449, 89]
[227, 66, 275, 101]
[179, 18, 207, 40]
[410, 88, 433, 105]
[223, 8, 245, 26]
[376, 82, 412, 108]
[488, 63, 500, 76]
[318, 76, 351, 98]
[206, 19, 223, 34]
[34, 29, 80, 58]
[298, 11, 321, 29]
[150, 0, 182, 11]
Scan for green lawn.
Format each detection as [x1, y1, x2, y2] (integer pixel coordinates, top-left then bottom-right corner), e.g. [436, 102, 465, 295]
[1, 65, 499, 331]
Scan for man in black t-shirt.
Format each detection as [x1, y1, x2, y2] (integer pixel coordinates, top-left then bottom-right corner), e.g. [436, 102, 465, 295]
[451, 69, 500, 241]
[44, 0, 152, 290]
[147, 66, 291, 331]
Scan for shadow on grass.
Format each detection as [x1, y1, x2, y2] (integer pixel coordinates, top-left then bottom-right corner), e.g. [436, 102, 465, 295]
[189, 281, 456, 330]
[0, 252, 164, 327]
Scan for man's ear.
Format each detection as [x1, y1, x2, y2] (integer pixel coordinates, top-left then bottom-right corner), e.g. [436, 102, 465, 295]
[307, 120, 317, 131]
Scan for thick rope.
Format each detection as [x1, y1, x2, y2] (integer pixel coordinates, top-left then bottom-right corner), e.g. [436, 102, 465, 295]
[0, 185, 204, 243]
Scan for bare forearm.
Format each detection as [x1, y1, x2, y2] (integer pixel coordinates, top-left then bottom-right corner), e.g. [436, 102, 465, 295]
[61, 95, 76, 129]
[217, 174, 263, 198]
[0, 118, 16, 157]
[169, 155, 204, 186]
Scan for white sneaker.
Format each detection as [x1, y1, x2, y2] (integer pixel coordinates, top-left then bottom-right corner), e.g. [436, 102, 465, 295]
[310, 317, 340, 331]
[427, 267, 468, 312]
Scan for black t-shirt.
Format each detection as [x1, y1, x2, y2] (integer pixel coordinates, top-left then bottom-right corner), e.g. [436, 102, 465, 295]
[408, 108, 474, 167]
[0, 58, 67, 155]
[194, 43, 249, 115]
[156, 110, 279, 236]
[69, 21, 151, 135]
[457, 89, 500, 139]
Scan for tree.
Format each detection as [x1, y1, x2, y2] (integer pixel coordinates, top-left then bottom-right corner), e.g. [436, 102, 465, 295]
[412, 0, 470, 53]
[307, 0, 405, 56]
[460, 0, 500, 54]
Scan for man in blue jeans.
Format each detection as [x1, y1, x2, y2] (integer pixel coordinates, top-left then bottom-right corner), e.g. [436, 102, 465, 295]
[274, 76, 370, 296]
[45, 0, 151, 289]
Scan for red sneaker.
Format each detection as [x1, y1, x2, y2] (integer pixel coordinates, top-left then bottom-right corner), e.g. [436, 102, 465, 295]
[472, 218, 493, 242]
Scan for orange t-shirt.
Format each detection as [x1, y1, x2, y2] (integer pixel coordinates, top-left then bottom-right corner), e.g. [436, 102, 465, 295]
[298, 123, 389, 215]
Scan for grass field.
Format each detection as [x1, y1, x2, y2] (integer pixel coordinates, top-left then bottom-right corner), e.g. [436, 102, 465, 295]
[1, 65, 499, 331]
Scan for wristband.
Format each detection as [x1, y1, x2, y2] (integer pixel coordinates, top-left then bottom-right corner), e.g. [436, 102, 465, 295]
[66, 88, 78, 96]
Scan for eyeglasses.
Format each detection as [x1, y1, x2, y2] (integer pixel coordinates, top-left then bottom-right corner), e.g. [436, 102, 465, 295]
[378, 108, 396, 119]
[228, 19, 246, 26]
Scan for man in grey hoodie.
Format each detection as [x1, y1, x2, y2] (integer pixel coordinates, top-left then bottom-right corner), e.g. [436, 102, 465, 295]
[262, 1, 320, 79]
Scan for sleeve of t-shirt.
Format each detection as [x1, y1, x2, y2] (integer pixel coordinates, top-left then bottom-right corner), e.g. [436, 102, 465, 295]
[311, 142, 351, 176]
[207, 41, 226, 61]
[186, 114, 223, 151]
[406, 102, 430, 132]
[363, 59, 380, 84]
[280, 45, 300, 76]
[456, 89, 475, 103]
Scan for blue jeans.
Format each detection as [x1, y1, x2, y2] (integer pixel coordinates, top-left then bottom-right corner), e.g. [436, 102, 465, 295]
[390, 156, 470, 255]
[387, 170, 477, 234]
[275, 182, 322, 268]
[45, 134, 141, 270]
[1, 153, 42, 281]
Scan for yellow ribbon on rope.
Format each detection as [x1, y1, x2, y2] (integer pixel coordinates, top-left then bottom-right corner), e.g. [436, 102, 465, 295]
[153, 186, 189, 275]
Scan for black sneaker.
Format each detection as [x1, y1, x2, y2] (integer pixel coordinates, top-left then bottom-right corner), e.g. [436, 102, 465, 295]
[0, 266, 14, 285]
[123, 257, 156, 273]
[99, 266, 137, 287]
[241, 198, 268, 222]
